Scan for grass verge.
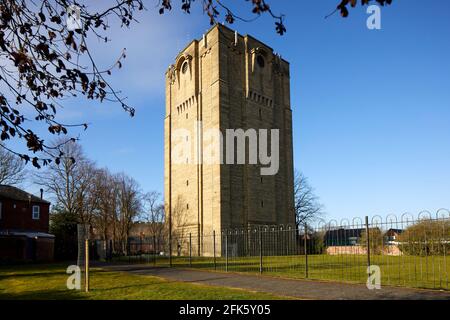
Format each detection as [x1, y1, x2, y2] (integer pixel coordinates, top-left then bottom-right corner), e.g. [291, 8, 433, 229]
[0, 263, 289, 300]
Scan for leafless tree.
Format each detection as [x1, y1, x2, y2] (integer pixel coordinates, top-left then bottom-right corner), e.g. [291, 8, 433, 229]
[294, 170, 324, 228]
[34, 139, 96, 224]
[115, 172, 142, 254]
[141, 191, 165, 239]
[86, 167, 145, 253]
[0, 143, 25, 185]
[91, 167, 118, 241]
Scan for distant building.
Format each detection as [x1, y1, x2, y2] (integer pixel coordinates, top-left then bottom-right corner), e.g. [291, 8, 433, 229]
[129, 222, 165, 238]
[0, 185, 54, 262]
[324, 228, 366, 246]
[323, 227, 404, 256]
[384, 228, 403, 245]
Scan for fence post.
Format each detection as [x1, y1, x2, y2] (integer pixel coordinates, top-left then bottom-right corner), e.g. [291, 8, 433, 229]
[189, 233, 192, 267]
[85, 239, 89, 293]
[140, 236, 143, 263]
[225, 232, 229, 272]
[169, 242, 172, 267]
[259, 228, 263, 274]
[126, 240, 129, 263]
[153, 236, 157, 265]
[304, 223, 309, 278]
[365, 216, 371, 273]
[169, 229, 172, 268]
[213, 230, 217, 270]
[108, 239, 112, 261]
[169, 207, 172, 268]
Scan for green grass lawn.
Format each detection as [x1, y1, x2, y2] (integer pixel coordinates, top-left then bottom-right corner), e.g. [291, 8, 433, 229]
[0, 263, 289, 300]
[123, 253, 450, 291]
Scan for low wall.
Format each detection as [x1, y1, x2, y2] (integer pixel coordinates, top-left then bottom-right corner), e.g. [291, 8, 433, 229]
[0, 236, 54, 262]
[326, 245, 402, 256]
[35, 238, 54, 262]
[0, 236, 28, 261]
[326, 246, 367, 255]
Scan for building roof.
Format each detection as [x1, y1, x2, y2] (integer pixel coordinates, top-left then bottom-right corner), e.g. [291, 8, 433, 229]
[0, 229, 54, 238]
[171, 23, 288, 69]
[385, 228, 403, 234]
[324, 228, 366, 239]
[0, 185, 50, 204]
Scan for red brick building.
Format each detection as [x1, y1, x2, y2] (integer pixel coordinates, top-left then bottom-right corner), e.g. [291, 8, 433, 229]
[0, 185, 54, 262]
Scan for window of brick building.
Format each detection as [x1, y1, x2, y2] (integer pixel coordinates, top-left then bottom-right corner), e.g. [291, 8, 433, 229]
[32, 205, 40, 220]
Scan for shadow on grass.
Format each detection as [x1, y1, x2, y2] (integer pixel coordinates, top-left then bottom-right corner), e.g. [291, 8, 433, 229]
[0, 270, 68, 280]
[0, 288, 84, 300]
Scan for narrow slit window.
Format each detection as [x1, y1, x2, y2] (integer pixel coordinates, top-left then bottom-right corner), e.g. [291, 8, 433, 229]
[32, 205, 40, 220]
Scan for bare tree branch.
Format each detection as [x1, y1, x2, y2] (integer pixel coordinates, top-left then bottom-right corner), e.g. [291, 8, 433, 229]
[1, 0, 392, 167]
[294, 170, 324, 227]
[0, 142, 25, 185]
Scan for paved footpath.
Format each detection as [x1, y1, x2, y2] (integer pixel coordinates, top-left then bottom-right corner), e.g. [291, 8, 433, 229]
[101, 264, 450, 300]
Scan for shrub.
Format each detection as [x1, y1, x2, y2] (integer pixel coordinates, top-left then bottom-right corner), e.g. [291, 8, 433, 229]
[398, 220, 450, 256]
[359, 228, 383, 255]
[49, 211, 78, 260]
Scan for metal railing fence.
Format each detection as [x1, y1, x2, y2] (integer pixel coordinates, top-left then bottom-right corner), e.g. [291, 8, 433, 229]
[93, 209, 450, 291]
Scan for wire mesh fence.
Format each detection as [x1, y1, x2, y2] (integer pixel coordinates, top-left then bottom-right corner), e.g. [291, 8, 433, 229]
[93, 209, 450, 291]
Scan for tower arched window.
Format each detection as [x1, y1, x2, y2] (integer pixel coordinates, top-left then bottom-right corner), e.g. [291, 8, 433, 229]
[257, 55, 265, 68]
[181, 61, 189, 74]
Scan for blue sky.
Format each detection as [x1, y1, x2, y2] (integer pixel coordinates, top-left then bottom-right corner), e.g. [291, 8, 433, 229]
[13, 0, 450, 221]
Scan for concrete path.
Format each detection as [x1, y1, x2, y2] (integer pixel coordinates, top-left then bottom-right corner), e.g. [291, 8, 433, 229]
[102, 264, 450, 300]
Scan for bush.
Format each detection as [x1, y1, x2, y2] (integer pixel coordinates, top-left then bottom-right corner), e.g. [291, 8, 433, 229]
[49, 211, 78, 261]
[359, 228, 383, 255]
[311, 231, 326, 254]
[398, 220, 450, 256]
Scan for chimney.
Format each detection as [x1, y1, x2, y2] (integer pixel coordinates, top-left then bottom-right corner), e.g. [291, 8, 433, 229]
[234, 30, 238, 46]
[40, 188, 43, 200]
